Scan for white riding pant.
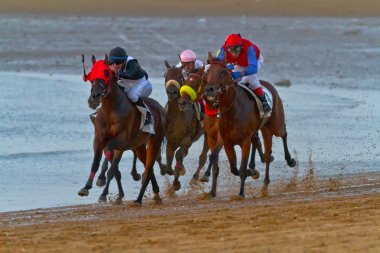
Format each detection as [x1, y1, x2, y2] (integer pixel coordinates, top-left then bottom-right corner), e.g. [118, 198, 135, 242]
[118, 77, 152, 103]
[233, 54, 264, 90]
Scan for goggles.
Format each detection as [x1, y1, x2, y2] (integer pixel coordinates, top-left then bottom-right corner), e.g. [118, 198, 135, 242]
[227, 46, 242, 54]
[108, 58, 125, 65]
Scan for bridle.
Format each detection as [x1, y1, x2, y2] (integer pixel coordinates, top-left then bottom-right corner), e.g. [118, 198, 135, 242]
[206, 62, 237, 115]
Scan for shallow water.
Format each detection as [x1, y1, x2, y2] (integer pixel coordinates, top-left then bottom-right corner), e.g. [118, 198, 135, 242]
[0, 15, 379, 212]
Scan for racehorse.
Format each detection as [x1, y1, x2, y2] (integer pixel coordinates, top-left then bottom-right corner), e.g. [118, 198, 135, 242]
[203, 53, 296, 198]
[78, 55, 167, 205]
[163, 61, 209, 191]
[178, 66, 269, 197]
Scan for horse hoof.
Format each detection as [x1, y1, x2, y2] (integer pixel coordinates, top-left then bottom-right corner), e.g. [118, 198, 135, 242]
[78, 188, 89, 197]
[230, 195, 244, 201]
[179, 167, 186, 176]
[288, 158, 297, 168]
[160, 169, 166, 176]
[189, 177, 198, 185]
[192, 173, 199, 180]
[153, 194, 162, 204]
[128, 200, 142, 208]
[96, 178, 106, 187]
[249, 169, 260, 180]
[261, 184, 269, 198]
[199, 175, 209, 183]
[210, 191, 216, 198]
[132, 173, 141, 181]
[165, 167, 174, 176]
[230, 168, 239, 176]
[172, 181, 181, 191]
[98, 194, 107, 203]
[114, 197, 123, 205]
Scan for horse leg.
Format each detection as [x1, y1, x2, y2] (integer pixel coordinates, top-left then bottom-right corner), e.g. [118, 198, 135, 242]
[200, 134, 223, 182]
[130, 151, 141, 181]
[210, 155, 220, 197]
[224, 145, 239, 176]
[173, 138, 191, 191]
[261, 128, 273, 197]
[98, 149, 123, 202]
[238, 141, 251, 198]
[248, 134, 261, 180]
[135, 139, 162, 205]
[282, 126, 297, 167]
[78, 139, 104, 196]
[164, 144, 175, 176]
[155, 149, 166, 176]
[114, 167, 124, 204]
[96, 150, 112, 187]
[192, 134, 209, 180]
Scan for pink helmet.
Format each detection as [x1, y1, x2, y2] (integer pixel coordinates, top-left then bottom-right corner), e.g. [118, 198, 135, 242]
[180, 49, 197, 62]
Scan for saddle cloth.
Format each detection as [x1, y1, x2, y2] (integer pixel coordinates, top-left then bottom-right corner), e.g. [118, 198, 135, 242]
[139, 103, 155, 134]
[236, 83, 273, 119]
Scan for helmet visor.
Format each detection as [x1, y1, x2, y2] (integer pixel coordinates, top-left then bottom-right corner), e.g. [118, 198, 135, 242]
[108, 58, 125, 65]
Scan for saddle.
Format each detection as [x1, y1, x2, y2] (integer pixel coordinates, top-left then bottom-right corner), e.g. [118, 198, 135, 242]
[237, 83, 273, 119]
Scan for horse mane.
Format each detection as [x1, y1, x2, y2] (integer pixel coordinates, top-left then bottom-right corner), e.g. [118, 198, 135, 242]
[207, 57, 221, 64]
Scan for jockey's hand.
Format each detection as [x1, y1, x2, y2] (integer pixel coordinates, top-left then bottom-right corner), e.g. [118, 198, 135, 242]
[226, 63, 234, 70]
[82, 75, 87, 82]
[109, 64, 117, 74]
[231, 71, 242, 80]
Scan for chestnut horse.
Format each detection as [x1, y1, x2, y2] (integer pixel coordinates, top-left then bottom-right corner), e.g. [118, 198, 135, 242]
[78, 56, 167, 205]
[178, 67, 269, 197]
[203, 53, 296, 198]
[163, 61, 209, 190]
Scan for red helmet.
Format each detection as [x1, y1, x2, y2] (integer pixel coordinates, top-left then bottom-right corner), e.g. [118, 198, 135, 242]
[225, 34, 243, 47]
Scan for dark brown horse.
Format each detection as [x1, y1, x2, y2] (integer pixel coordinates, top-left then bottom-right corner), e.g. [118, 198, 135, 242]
[203, 53, 296, 198]
[163, 61, 209, 190]
[178, 67, 269, 197]
[78, 56, 167, 205]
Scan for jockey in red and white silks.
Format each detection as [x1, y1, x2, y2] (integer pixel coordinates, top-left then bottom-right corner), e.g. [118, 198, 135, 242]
[216, 34, 271, 114]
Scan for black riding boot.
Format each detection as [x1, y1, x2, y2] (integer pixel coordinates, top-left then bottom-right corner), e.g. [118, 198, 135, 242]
[258, 94, 271, 114]
[134, 98, 152, 125]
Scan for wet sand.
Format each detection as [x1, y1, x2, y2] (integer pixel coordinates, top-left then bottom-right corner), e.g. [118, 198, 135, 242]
[1, 173, 380, 252]
[1, 0, 380, 17]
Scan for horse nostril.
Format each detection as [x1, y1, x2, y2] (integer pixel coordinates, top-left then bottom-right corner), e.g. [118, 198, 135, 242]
[206, 86, 215, 93]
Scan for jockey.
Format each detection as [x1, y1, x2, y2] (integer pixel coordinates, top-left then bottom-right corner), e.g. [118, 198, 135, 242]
[83, 46, 152, 126]
[176, 49, 204, 79]
[216, 33, 271, 114]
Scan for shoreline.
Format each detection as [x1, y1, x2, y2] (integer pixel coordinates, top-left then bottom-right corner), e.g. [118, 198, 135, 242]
[1, 0, 380, 17]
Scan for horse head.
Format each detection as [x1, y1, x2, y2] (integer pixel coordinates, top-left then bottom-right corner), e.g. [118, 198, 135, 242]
[164, 60, 184, 101]
[87, 55, 116, 109]
[204, 52, 233, 103]
[178, 66, 205, 111]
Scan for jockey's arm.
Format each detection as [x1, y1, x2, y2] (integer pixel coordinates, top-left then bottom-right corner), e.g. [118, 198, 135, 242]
[118, 59, 140, 79]
[244, 46, 258, 76]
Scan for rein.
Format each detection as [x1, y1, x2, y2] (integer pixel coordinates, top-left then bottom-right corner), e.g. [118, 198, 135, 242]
[208, 61, 237, 115]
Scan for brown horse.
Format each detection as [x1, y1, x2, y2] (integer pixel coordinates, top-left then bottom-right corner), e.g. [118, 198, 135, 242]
[203, 53, 296, 198]
[178, 66, 269, 197]
[163, 61, 209, 190]
[78, 56, 167, 205]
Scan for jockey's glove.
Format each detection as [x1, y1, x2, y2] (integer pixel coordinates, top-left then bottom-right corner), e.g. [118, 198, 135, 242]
[226, 63, 235, 70]
[231, 71, 243, 80]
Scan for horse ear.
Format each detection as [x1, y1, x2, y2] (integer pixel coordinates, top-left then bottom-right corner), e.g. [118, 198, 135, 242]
[178, 54, 181, 61]
[104, 53, 109, 65]
[222, 52, 227, 65]
[165, 60, 170, 69]
[200, 65, 205, 73]
[91, 55, 96, 65]
[208, 52, 213, 64]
